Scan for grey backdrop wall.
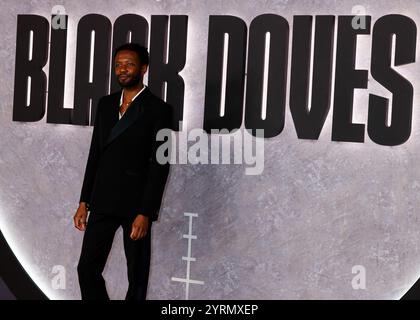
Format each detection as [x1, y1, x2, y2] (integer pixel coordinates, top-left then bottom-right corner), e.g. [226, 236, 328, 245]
[1, 0, 420, 300]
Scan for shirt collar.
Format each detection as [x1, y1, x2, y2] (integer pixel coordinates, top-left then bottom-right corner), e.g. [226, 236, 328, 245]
[119, 85, 147, 106]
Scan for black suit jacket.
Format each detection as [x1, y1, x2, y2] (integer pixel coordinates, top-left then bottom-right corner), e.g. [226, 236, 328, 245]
[79, 87, 172, 221]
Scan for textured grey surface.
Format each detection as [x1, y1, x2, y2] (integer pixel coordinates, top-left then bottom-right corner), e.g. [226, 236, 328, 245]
[1, 0, 420, 299]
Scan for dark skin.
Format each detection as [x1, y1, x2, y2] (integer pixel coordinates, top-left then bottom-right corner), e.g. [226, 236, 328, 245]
[73, 50, 150, 240]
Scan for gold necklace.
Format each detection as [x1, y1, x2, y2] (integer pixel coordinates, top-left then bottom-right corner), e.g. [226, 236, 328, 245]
[120, 100, 132, 114]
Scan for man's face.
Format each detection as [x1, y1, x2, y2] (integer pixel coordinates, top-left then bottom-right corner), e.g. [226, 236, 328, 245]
[114, 50, 148, 88]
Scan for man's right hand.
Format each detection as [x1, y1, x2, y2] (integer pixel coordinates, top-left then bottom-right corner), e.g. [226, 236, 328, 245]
[73, 203, 88, 231]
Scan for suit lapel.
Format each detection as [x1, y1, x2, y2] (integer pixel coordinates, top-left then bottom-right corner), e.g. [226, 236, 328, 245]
[104, 87, 150, 148]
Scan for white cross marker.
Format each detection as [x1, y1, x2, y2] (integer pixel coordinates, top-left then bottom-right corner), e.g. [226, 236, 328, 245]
[171, 212, 204, 299]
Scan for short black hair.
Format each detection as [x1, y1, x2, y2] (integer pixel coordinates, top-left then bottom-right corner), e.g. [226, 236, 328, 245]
[114, 43, 149, 66]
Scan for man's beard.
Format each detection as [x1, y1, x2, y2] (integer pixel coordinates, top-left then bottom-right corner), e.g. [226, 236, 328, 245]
[117, 73, 141, 88]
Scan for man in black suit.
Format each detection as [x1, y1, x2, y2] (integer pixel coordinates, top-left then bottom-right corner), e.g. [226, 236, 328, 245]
[73, 43, 172, 300]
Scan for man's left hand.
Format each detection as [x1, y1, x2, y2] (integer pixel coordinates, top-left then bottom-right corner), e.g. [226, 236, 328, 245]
[130, 214, 149, 240]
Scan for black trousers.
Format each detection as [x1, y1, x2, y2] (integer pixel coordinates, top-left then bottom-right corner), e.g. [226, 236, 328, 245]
[77, 212, 152, 300]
